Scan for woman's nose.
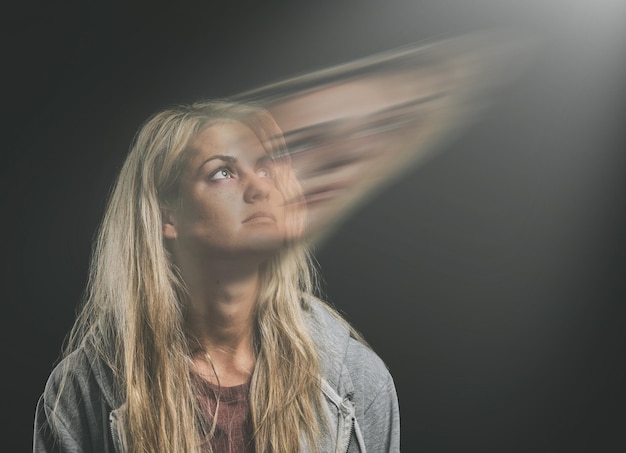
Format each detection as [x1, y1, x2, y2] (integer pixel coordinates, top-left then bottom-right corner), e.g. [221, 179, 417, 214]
[243, 172, 271, 203]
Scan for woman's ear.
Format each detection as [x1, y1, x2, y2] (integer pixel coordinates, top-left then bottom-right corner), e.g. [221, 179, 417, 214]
[161, 206, 178, 240]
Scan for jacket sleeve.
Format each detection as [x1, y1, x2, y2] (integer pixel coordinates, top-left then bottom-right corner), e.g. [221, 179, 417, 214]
[33, 351, 113, 453]
[359, 372, 400, 452]
[33, 392, 85, 453]
[34, 394, 61, 453]
[346, 338, 401, 453]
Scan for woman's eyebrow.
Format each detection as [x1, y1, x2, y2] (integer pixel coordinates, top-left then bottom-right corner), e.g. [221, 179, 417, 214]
[198, 154, 238, 174]
[256, 155, 275, 166]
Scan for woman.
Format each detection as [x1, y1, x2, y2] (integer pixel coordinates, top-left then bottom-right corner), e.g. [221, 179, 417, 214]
[34, 101, 399, 452]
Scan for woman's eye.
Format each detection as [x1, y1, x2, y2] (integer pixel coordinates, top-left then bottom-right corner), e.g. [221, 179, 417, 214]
[210, 168, 234, 180]
[257, 167, 273, 179]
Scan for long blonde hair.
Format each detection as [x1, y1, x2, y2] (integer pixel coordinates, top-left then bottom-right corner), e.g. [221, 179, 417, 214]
[62, 100, 324, 452]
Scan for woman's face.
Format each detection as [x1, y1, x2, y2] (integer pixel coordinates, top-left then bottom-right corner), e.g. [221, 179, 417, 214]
[163, 120, 287, 259]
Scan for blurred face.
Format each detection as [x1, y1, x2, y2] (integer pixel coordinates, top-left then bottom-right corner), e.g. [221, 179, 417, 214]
[163, 121, 287, 259]
[268, 66, 450, 239]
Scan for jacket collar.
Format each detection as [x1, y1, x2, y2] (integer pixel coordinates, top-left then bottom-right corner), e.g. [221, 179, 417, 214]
[304, 297, 356, 399]
[84, 340, 124, 409]
[82, 295, 356, 410]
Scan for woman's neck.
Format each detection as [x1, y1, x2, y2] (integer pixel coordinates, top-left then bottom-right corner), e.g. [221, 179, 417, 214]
[177, 254, 262, 386]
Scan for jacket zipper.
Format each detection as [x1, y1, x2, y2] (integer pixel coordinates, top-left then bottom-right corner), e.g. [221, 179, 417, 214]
[340, 391, 357, 453]
[345, 416, 355, 453]
[101, 395, 114, 453]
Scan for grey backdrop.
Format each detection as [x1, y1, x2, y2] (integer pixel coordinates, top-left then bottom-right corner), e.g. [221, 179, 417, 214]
[4, 0, 626, 451]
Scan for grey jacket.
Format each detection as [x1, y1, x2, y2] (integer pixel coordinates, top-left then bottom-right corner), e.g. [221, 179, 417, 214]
[33, 299, 400, 452]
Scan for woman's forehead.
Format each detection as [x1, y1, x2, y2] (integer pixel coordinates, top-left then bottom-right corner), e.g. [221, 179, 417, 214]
[188, 120, 268, 163]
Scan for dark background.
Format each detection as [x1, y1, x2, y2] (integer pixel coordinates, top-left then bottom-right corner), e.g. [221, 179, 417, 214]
[3, 0, 626, 451]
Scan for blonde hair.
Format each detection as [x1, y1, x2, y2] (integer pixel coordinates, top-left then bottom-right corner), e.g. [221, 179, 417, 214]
[61, 100, 325, 452]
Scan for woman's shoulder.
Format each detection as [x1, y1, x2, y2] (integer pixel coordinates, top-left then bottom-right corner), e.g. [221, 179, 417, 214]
[302, 295, 393, 395]
[42, 342, 120, 411]
[303, 295, 399, 452]
[35, 345, 122, 452]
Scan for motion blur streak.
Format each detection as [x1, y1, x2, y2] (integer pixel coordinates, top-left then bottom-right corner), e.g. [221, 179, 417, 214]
[235, 31, 537, 242]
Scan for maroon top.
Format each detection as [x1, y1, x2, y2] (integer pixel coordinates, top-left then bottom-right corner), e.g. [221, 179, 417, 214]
[193, 375, 255, 453]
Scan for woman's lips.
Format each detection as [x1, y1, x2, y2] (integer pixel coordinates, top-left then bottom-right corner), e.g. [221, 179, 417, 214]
[242, 211, 277, 223]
